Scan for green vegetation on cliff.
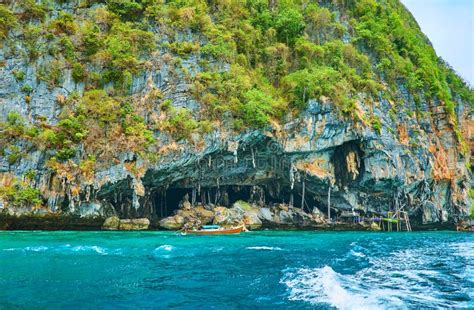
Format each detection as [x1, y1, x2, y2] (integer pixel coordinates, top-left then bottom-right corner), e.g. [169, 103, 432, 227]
[0, 4, 17, 39]
[1, 0, 471, 131]
[0, 177, 42, 208]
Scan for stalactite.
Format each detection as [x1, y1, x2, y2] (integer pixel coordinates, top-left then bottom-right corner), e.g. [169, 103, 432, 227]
[259, 187, 264, 206]
[132, 190, 140, 210]
[215, 188, 220, 205]
[215, 179, 221, 204]
[222, 189, 229, 207]
[85, 185, 91, 202]
[67, 186, 75, 213]
[233, 147, 238, 163]
[290, 193, 294, 207]
[251, 147, 256, 168]
[250, 186, 256, 202]
[290, 163, 295, 190]
[191, 188, 196, 207]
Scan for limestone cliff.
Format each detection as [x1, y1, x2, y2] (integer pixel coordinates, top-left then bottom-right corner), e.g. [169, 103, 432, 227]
[0, 0, 472, 229]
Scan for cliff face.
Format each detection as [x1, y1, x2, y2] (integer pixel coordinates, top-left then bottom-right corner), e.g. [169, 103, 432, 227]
[0, 0, 472, 229]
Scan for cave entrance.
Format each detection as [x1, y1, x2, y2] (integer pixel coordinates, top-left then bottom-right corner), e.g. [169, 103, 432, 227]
[154, 183, 326, 219]
[153, 188, 191, 218]
[332, 141, 364, 187]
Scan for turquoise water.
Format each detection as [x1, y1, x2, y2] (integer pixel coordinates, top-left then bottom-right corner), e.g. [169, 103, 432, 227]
[0, 231, 472, 309]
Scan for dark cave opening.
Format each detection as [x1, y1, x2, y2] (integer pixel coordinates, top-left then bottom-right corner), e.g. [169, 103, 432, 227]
[151, 188, 190, 218]
[332, 141, 364, 187]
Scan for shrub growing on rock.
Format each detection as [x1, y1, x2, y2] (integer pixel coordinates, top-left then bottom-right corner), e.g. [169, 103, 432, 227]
[0, 5, 18, 39]
[0, 180, 43, 207]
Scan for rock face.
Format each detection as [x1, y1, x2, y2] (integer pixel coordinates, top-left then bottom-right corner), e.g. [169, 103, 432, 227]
[102, 216, 120, 230]
[0, 1, 471, 230]
[102, 216, 150, 231]
[159, 215, 184, 231]
[118, 218, 150, 231]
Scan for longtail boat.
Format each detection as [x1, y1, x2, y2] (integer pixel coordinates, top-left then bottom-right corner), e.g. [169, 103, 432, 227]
[184, 225, 243, 235]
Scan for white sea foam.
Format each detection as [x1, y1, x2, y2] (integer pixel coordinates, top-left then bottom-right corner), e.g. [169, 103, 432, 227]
[451, 241, 474, 258]
[24, 246, 49, 252]
[246, 246, 282, 251]
[3, 246, 49, 252]
[350, 250, 366, 258]
[450, 241, 474, 300]
[282, 266, 386, 310]
[282, 246, 464, 309]
[155, 245, 174, 251]
[153, 245, 174, 258]
[71, 245, 107, 255]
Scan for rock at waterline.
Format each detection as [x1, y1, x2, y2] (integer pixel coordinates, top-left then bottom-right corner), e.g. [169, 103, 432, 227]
[370, 222, 381, 231]
[102, 216, 150, 230]
[258, 208, 273, 222]
[102, 216, 120, 230]
[159, 215, 185, 230]
[119, 218, 150, 230]
[158, 199, 331, 230]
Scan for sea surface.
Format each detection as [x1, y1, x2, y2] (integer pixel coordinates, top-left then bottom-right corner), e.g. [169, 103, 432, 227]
[0, 231, 472, 309]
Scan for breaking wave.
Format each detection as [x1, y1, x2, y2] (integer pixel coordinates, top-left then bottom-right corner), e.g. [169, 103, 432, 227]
[71, 245, 108, 255]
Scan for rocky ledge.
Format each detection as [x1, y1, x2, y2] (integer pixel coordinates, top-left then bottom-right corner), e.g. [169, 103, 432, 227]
[158, 199, 328, 231]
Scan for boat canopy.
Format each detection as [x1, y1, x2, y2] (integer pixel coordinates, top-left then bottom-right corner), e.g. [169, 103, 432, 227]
[202, 225, 221, 230]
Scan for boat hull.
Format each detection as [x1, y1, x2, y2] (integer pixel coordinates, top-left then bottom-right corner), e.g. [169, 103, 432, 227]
[186, 226, 243, 235]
